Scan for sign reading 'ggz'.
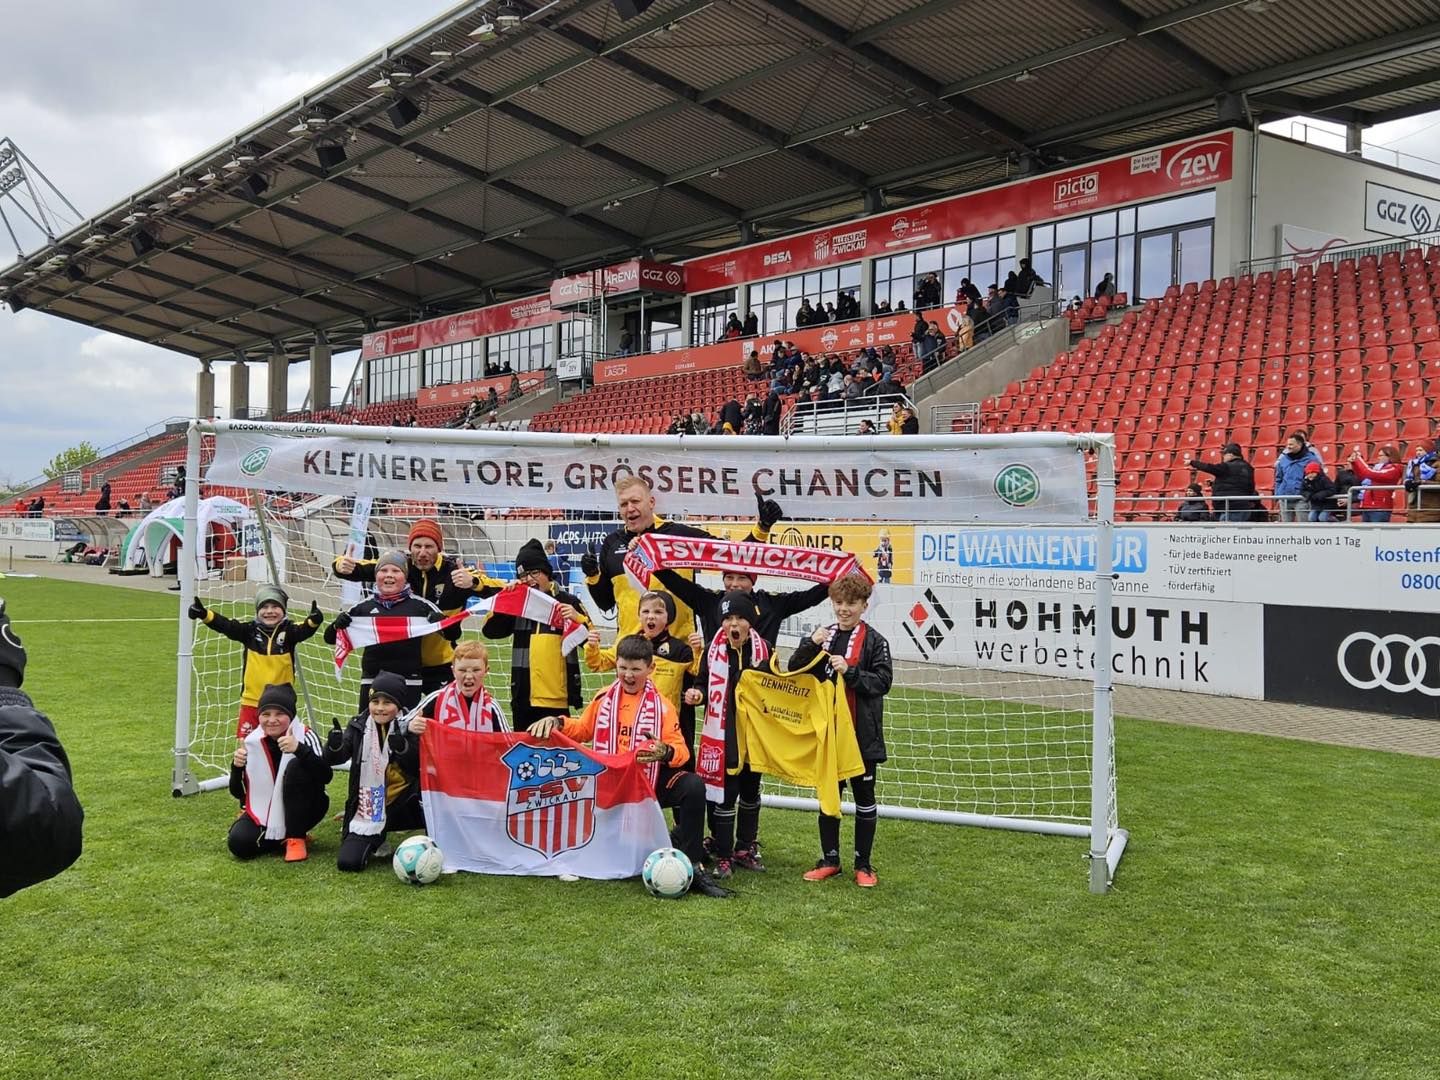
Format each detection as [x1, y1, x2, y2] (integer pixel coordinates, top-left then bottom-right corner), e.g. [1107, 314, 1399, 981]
[1364, 180, 1440, 239]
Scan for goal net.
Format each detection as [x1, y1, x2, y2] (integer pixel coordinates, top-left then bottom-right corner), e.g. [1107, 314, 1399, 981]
[179, 421, 1124, 891]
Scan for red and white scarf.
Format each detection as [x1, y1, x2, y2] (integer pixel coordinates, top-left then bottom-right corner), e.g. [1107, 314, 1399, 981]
[334, 586, 587, 674]
[243, 719, 314, 840]
[592, 678, 666, 790]
[698, 627, 771, 803]
[433, 681, 508, 732]
[624, 533, 869, 591]
[823, 621, 868, 723]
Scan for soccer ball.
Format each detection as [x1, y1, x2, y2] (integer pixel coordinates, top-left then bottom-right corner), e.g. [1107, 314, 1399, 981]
[642, 847, 693, 899]
[392, 835, 445, 885]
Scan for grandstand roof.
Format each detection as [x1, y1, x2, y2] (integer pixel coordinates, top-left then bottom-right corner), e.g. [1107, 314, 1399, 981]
[5, 0, 1440, 363]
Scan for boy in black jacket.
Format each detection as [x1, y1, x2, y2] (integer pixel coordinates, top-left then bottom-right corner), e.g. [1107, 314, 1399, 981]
[483, 539, 590, 732]
[788, 574, 892, 887]
[653, 564, 830, 650]
[323, 672, 424, 871]
[324, 550, 444, 711]
[227, 683, 331, 863]
[189, 584, 323, 738]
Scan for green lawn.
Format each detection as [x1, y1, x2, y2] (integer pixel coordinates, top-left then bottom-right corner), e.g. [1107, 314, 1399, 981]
[2, 576, 1437, 1079]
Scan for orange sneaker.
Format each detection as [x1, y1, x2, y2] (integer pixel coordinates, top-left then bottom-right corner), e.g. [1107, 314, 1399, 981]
[284, 837, 309, 863]
[802, 861, 842, 881]
[855, 866, 877, 888]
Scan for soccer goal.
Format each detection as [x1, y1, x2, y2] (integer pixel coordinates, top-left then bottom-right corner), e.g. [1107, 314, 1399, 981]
[176, 420, 1125, 892]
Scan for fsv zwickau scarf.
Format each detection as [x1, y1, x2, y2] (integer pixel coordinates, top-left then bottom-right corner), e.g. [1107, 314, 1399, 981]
[592, 678, 665, 789]
[698, 627, 770, 803]
[333, 585, 588, 674]
[623, 534, 870, 591]
[433, 682, 508, 732]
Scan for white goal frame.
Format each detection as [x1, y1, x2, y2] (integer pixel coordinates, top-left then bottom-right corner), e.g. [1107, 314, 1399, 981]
[174, 419, 1125, 892]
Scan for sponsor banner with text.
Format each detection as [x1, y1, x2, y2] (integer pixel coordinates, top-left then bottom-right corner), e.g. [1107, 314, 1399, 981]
[208, 428, 1087, 522]
[914, 523, 1440, 615]
[0, 518, 57, 542]
[1363, 180, 1440, 239]
[685, 132, 1233, 289]
[550, 259, 685, 307]
[360, 295, 555, 361]
[1264, 605, 1440, 720]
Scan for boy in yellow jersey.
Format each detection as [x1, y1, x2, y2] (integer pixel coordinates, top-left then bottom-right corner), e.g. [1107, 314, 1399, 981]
[189, 585, 323, 738]
[585, 591, 702, 749]
[483, 539, 590, 731]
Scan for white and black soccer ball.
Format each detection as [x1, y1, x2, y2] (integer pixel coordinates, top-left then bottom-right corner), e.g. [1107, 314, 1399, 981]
[642, 846, 693, 899]
[392, 835, 445, 885]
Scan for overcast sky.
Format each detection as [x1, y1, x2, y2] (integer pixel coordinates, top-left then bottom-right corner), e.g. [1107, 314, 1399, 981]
[0, 1, 454, 485]
[1, 4, 1439, 485]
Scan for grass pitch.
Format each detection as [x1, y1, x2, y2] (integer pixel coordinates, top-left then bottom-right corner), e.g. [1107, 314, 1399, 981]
[2, 576, 1437, 1079]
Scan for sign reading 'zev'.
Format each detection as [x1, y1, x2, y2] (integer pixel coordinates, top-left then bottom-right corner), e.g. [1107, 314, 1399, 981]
[1364, 181, 1440, 239]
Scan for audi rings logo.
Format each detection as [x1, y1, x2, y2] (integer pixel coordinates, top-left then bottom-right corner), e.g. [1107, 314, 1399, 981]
[1336, 632, 1440, 696]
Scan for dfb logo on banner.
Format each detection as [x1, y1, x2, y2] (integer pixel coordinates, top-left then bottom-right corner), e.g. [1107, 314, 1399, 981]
[501, 743, 604, 857]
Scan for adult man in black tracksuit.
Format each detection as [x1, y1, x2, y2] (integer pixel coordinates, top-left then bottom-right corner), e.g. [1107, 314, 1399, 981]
[580, 478, 783, 645]
[0, 600, 83, 898]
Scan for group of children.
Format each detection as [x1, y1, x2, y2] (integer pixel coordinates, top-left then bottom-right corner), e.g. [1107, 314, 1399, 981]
[200, 514, 894, 896]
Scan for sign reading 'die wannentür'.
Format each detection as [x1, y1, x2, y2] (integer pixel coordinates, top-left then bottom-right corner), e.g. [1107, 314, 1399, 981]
[207, 428, 1089, 524]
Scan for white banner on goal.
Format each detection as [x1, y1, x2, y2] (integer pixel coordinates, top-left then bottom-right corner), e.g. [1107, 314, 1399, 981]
[206, 424, 1089, 523]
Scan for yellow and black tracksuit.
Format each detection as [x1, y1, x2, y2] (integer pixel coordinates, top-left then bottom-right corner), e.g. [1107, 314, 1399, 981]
[584, 516, 769, 643]
[333, 552, 505, 692]
[198, 609, 321, 736]
[482, 584, 590, 730]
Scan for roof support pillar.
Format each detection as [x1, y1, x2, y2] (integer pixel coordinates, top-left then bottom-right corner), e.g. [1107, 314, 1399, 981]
[195, 361, 215, 421]
[229, 357, 250, 420]
[267, 345, 288, 420]
[310, 334, 332, 413]
[1346, 120, 1365, 156]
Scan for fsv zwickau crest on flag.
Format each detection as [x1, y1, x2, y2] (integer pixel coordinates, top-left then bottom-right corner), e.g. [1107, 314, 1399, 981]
[501, 743, 603, 856]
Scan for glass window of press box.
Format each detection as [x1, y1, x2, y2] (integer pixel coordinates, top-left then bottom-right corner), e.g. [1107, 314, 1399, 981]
[425, 339, 483, 387]
[755, 264, 862, 336]
[1028, 190, 1215, 305]
[367, 352, 418, 403]
[691, 288, 738, 347]
[873, 230, 1016, 312]
[559, 317, 592, 362]
[486, 326, 552, 373]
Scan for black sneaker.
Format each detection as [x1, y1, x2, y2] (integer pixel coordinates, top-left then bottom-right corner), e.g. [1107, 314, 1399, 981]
[690, 868, 733, 898]
[732, 842, 767, 872]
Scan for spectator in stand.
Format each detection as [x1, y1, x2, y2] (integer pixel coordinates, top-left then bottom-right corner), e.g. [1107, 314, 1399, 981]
[1404, 440, 1440, 523]
[910, 312, 928, 351]
[1004, 270, 1021, 295]
[958, 277, 982, 305]
[116, 499, 130, 514]
[970, 297, 991, 340]
[1301, 462, 1340, 522]
[795, 299, 817, 327]
[724, 313, 744, 339]
[887, 403, 904, 435]
[742, 395, 762, 435]
[508, 373, 523, 402]
[876, 299, 891, 314]
[171, 464, 187, 499]
[1348, 444, 1403, 523]
[842, 374, 864, 402]
[824, 301, 838, 323]
[896, 301, 908, 313]
[139, 493, 152, 511]
[761, 387, 782, 436]
[1187, 443, 1261, 522]
[1002, 287, 1021, 325]
[619, 329, 635, 356]
[690, 411, 707, 434]
[1273, 432, 1322, 522]
[899, 406, 920, 435]
[857, 419, 877, 435]
[719, 397, 744, 435]
[1015, 258, 1046, 296]
[1095, 273, 1117, 300]
[742, 349, 764, 381]
[914, 272, 942, 309]
[487, 386, 501, 413]
[1174, 482, 1213, 522]
[742, 310, 758, 336]
[825, 364, 845, 397]
[28, 496, 44, 518]
[94, 482, 112, 516]
[667, 414, 688, 436]
[921, 322, 948, 372]
[461, 394, 485, 429]
[955, 307, 975, 351]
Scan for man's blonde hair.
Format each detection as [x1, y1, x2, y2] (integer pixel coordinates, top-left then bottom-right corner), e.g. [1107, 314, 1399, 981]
[614, 474, 653, 496]
[452, 640, 490, 664]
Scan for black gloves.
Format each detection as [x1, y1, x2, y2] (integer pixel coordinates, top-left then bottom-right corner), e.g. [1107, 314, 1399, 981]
[327, 718, 345, 752]
[187, 599, 207, 621]
[309, 600, 325, 625]
[0, 599, 26, 688]
[580, 548, 600, 578]
[757, 491, 785, 532]
[332, 611, 352, 631]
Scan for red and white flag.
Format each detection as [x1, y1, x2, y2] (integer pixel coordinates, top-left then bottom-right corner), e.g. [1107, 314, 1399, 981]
[420, 726, 670, 878]
[624, 533, 870, 591]
[332, 586, 588, 675]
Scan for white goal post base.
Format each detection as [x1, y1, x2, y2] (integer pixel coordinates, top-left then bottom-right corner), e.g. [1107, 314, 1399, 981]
[763, 795, 1128, 893]
[177, 420, 1125, 892]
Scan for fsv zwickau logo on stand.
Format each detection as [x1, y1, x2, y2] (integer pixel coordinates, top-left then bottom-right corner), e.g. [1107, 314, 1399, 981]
[501, 743, 604, 856]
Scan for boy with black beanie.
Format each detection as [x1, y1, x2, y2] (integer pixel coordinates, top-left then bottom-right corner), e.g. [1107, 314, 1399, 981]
[189, 584, 324, 738]
[483, 539, 590, 731]
[227, 683, 332, 863]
